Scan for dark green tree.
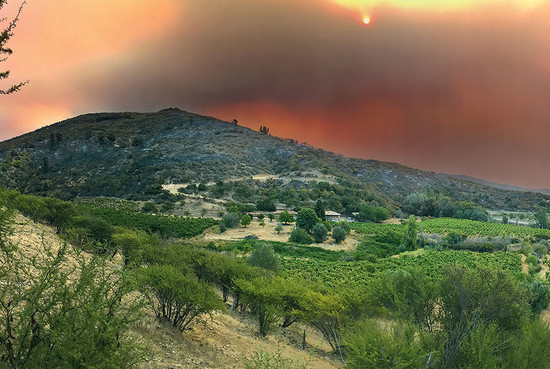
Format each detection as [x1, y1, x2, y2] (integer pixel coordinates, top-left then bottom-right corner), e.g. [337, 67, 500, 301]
[296, 208, 319, 232]
[289, 228, 313, 245]
[312, 223, 328, 243]
[314, 200, 325, 220]
[332, 226, 346, 244]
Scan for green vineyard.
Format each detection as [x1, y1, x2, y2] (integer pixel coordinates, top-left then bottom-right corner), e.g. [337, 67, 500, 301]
[281, 250, 522, 288]
[76, 202, 217, 238]
[353, 218, 550, 239]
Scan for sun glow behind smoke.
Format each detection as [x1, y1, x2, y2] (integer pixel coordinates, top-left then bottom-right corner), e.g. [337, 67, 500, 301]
[329, 0, 545, 12]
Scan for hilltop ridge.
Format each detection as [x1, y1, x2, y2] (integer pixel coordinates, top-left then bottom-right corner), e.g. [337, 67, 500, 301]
[0, 108, 548, 211]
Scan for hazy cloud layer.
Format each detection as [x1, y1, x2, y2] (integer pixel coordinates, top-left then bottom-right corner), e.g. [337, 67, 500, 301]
[2, 0, 550, 188]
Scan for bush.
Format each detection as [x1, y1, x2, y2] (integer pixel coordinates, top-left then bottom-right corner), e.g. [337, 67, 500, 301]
[526, 254, 539, 266]
[245, 349, 310, 369]
[289, 228, 313, 245]
[278, 211, 294, 224]
[247, 244, 280, 272]
[141, 201, 157, 213]
[139, 265, 225, 331]
[312, 223, 328, 243]
[332, 226, 346, 243]
[222, 212, 241, 229]
[344, 320, 432, 369]
[0, 220, 144, 368]
[256, 198, 276, 212]
[241, 214, 252, 227]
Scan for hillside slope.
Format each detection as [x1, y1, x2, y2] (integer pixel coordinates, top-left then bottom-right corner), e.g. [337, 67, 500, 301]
[8, 212, 341, 369]
[0, 108, 547, 210]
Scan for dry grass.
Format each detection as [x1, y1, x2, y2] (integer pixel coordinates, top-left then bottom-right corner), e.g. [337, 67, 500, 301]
[203, 220, 360, 251]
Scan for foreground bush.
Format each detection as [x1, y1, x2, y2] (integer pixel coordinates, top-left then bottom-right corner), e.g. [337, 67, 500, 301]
[0, 211, 144, 368]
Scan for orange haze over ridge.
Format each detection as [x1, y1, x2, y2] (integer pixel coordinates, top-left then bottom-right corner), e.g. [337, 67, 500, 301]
[1, 0, 550, 189]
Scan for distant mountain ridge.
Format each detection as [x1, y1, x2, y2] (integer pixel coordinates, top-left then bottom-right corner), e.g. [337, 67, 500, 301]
[0, 108, 548, 211]
[443, 174, 550, 196]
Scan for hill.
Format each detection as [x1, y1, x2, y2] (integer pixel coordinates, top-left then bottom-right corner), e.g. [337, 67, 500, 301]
[0, 108, 548, 211]
[443, 174, 550, 196]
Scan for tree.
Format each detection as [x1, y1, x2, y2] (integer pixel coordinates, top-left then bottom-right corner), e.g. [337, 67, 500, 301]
[247, 244, 280, 272]
[289, 228, 313, 245]
[236, 276, 283, 337]
[402, 215, 418, 251]
[332, 226, 346, 243]
[141, 201, 157, 213]
[535, 207, 548, 229]
[222, 212, 241, 229]
[278, 210, 294, 225]
[139, 265, 225, 332]
[259, 125, 270, 134]
[314, 200, 325, 220]
[256, 198, 276, 212]
[439, 265, 530, 368]
[241, 214, 252, 227]
[1, 1, 27, 94]
[275, 224, 283, 234]
[296, 208, 318, 232]
[312, 223, 328, 243]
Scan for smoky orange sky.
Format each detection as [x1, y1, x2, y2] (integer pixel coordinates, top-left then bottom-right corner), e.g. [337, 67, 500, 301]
[2, 0, 550, 189]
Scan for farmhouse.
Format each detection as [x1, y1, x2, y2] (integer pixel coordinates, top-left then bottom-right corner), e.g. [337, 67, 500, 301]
[325, 210, 342, 222]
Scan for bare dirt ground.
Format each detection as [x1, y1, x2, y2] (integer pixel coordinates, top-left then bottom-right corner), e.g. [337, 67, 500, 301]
[136, 310, 342, 369]
[202, 220, 360, 251]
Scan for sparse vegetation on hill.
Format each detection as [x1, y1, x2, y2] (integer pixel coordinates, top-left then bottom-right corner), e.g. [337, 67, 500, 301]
[0, 109, 548, 212]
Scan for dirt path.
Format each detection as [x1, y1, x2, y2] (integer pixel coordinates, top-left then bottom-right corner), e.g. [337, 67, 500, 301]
[162, 171, 339, 195]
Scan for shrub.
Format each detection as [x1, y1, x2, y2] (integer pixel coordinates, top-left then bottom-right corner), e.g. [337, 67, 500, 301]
[344, 320, 431, 369]
[141, 201, 157, 213]
[0, 220, 144, 368]
[256, 198, 276, 212]
[289, 228, 313, 245]
[245, 349, 310, 369]
[241, 214, 252, 227]
[312, 223, 328, 243]
[247, 244, 280, 272]
[278, 211, 294, 225]
[139, 265, 225, 332]
[222, 212, 241, 229]
[526, 254, 538, 266]
[275, 225, 283, 234]
[332, 226, 346, 243]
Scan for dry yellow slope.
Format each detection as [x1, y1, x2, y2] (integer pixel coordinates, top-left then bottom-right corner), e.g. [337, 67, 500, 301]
[7, 212, 343, 369]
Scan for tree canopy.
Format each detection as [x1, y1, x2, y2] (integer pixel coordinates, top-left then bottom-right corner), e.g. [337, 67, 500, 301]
[1, 1, 27, 94]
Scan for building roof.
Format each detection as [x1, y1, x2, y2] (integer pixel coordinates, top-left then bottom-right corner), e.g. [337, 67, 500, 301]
[325, 211, 341, 216]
